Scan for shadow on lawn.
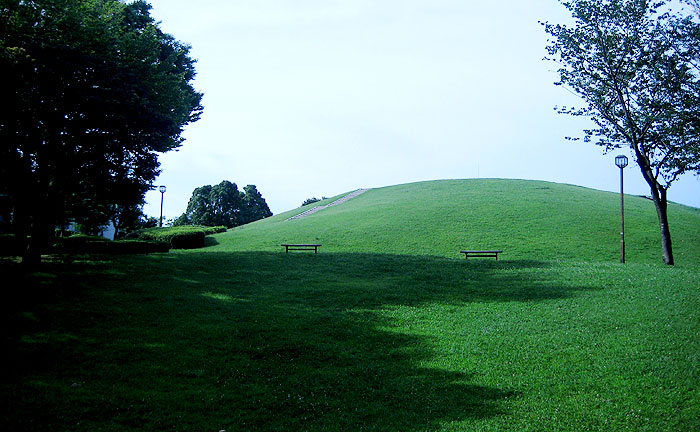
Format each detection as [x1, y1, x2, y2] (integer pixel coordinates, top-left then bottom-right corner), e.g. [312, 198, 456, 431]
[2, 252, 595, 431]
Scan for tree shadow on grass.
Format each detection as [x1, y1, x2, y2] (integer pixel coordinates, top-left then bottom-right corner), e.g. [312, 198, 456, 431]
[1, 252, 597, 431]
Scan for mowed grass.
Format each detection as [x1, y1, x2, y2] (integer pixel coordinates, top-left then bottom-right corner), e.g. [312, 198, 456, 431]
[2, 251, 699, 431]
[212, 179, 700, 265]
[2, 179, 699, 431]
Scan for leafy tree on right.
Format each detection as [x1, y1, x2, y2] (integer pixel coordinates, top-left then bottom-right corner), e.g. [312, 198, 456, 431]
[240, 185, 273, 225]
[543, 0, 700, 265]
[175, 181, 272, 228]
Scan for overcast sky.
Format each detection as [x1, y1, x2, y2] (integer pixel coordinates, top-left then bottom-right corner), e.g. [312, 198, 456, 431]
[143, 0, 699, 219]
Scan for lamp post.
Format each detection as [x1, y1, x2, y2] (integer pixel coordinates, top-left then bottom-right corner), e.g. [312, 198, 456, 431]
[614, 155, 628, 263]
[158, 185, 166, 227]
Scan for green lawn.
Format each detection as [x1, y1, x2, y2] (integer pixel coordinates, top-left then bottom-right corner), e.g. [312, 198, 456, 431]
[2, 179, 699, 431]
[2, 251, 699, 431]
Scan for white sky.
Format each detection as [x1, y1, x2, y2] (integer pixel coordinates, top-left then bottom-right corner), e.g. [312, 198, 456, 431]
[143, 0, 699, 219]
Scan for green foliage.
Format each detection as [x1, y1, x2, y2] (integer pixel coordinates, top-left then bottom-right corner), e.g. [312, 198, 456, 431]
[543, 0, 700, 165]
[0, 234, 21, 256]
[51, 234, 170, 254]
[57, 233, 111, 243]
[127, 226, 225, 249]
[46, 226, 225, 253]
[542, 0, 700, 264]
[1, 0, 203, 263]
[103, 240, 171, 255]
[176, 181, 272, 228]
[301, 196, 328, 207]
[112, 202, 150, 239]
[211, 180, 700, 266]
[241, 184, 273, 224]
[2, 253, 698, 430]
[169, 231, 205, 249]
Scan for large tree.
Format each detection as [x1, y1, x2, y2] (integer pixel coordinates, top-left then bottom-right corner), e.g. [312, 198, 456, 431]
[1, 0, 203, 265]
[175, 181, 272, 228]
[240, 184, 273, 225]
[543, 0, 700, 265]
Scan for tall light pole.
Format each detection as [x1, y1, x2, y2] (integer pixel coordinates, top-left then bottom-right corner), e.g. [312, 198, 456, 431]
[158, 185, 166, 227]
[614, 155, 628, 263]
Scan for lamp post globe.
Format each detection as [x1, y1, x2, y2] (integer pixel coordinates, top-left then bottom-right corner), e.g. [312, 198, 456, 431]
[615, 155, 629, 169]
[158, 185, 166, 227]
[615, 156, 628, 263]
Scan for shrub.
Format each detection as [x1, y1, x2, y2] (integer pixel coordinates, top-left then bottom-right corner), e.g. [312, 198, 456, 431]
[51, 235, 170, 254]
[301, 197, 329, 207]
[169, 232, 205, 249]
[59, 234, 110, 243]
[52, 234, 109, 253]
[0, 234, 21, 256]
[95, 240, 171, 254]
[125, 226, 223, 249]
[301, 197, 321, 206]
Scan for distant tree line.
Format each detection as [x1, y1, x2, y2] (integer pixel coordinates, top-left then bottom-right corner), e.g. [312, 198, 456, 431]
[173, 181, 272, 228]
[301, 197, 328, 207]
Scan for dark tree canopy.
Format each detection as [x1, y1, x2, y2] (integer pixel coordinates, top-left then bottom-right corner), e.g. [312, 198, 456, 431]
[241, 185, 273, 225]
[543, 0, 700, 265]
[175, 181, 272, 228]
[1, 0, 203, 265]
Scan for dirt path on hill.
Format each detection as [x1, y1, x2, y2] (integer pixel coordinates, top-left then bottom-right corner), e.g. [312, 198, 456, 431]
[286, 188, 370, 221]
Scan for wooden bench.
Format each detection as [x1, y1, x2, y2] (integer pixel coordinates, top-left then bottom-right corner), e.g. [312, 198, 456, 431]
[460, 250, 503, 260]
[281, 244, 322, 253]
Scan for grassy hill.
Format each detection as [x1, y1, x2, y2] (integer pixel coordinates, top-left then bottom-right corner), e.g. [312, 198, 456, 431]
[211, 179, 700, 265]
[3, 179, 699, 431]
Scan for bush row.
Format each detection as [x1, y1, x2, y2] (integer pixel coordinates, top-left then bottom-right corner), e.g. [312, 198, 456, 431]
[54, 238, 171, 254]
[0, 226, 226, 256]
[0, 234, 172, 256]
[125, 226, 227, 249]
[0, 234, 21, 256]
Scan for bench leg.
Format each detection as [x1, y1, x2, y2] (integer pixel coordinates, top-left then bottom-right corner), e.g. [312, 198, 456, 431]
[463, 254, 500, 260]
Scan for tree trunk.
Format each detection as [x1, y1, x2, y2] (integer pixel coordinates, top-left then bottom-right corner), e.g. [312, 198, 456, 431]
[651, 188, 674, 266]
[15, 182, 52, 270]
[14, 203, 31, 267]
[22, 210, 49, 271]
[632, 146, 675, 266]
[10, 187, 36, 269]
[23, 235, 43, 270]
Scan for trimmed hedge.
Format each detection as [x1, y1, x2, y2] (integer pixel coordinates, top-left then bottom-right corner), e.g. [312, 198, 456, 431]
[0, 226, 224, 256]
[1, 234, 172, 256]
[53, 236, 171, 254]
[89, 240, 171, 254]
[0, 234, 21, 256]
[169, 231, 205, 249]
[126, 226, 225, 249]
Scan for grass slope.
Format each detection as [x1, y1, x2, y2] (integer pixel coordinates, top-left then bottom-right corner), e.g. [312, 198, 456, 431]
[2, 253, 698, 431]
[2, 179, 699, 431]
[212, 179, 700, 265]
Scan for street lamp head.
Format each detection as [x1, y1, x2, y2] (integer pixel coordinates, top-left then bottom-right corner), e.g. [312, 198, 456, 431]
[158, 185, 166, 194]
[615, 155, 629, 169]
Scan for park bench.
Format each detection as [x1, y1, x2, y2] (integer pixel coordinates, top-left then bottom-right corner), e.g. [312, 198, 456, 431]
[460, 250, 503, 261]
[281, 244, 322, 253]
